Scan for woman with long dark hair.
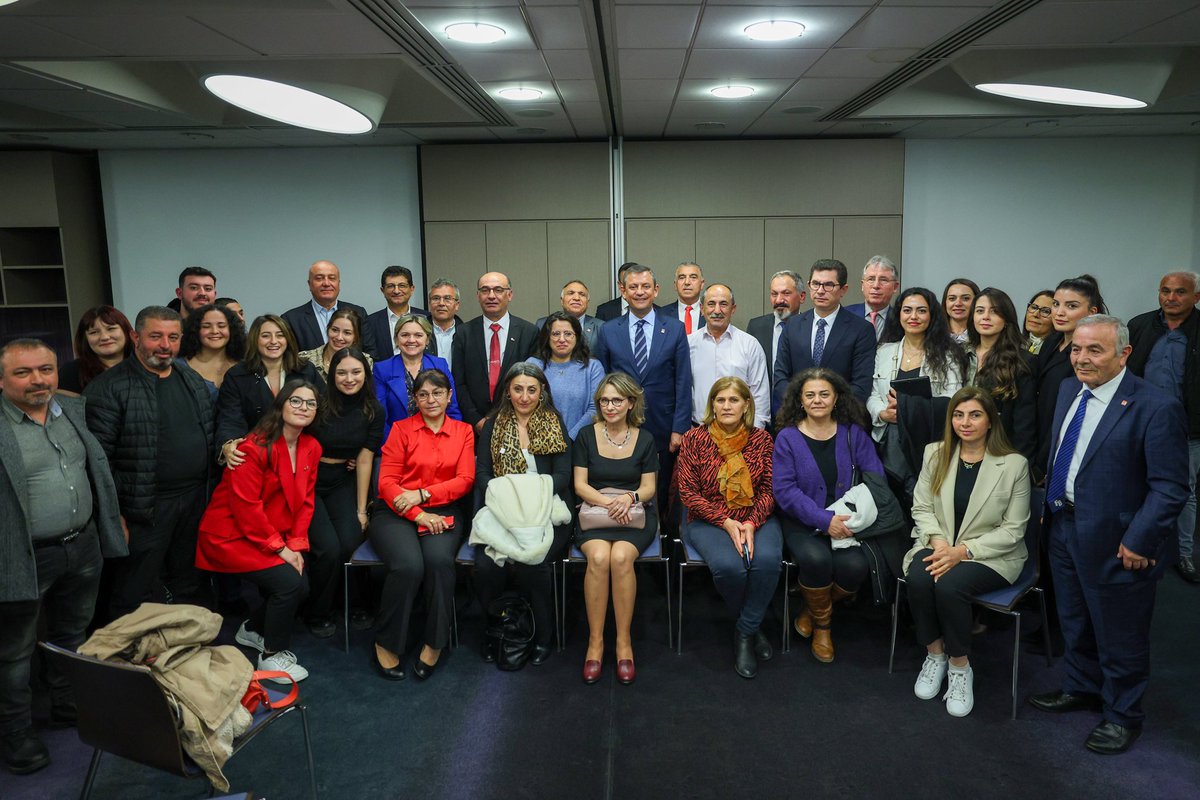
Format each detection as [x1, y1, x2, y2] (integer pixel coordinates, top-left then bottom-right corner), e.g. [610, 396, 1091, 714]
[59, 305, 134, 394]
[526, 311, 605, 439]
[297, 308, 373, 382]
[179, 303, 245, 400]
[942, 278, 980, 345]
[967, 288, 1036, 457]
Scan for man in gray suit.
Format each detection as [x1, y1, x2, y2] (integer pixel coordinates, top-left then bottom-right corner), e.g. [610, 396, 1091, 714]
[0, 339, 125, 775]
[536, 278, 601, 352]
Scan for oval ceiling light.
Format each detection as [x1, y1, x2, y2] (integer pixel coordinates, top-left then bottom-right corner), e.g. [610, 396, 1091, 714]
[498, 87, 543, 101]
[203, 75, 374, 134]
[744, 20, 805, 41]
[444, 22, 506, 44]
[710, 85, 754, 99]
[974, 82, 1147, 109]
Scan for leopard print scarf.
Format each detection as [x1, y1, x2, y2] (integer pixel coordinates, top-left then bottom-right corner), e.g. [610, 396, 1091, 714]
[491, 408, 568, 477]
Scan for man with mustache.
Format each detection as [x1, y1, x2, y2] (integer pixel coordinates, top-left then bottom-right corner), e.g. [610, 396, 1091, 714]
[173, 266, 217, 320]
[747, 270, 806, 377]
[689, 284, 769, 429]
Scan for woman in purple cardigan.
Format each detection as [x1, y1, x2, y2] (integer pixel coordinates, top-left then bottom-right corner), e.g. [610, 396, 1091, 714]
[773, 367, 883, 664]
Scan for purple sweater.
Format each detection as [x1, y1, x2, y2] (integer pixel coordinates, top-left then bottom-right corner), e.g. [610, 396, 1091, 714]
[772, 423, 884, 532]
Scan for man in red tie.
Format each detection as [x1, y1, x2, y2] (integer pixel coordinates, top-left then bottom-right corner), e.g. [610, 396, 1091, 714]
[665, 262, 706, 335]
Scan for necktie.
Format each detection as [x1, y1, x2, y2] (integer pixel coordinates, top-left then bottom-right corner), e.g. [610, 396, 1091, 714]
[1047, 389, 1093, 510]
[684, 305, 693, 335]
[633, 319, 648, 375]
[813, 318, 828, 365]
[488, 323, 502, 399]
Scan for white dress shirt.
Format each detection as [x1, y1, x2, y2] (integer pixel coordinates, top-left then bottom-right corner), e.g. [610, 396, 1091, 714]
[433, 322, 456, 369]
[482, 312, 511, 362]
[688, 325, 770, 428]
[863, 305, 889, 340]
[1055, 368, 1125, 503]
[627, 308, 656, 362]
[386, 309, 403, 356]
[310, 298, 339, 343]
[677, 301, 699, 332]
[810, 306, 841, 355]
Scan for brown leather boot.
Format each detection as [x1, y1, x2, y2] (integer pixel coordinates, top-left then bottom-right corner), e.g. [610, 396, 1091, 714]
[831, 584, 857, 605]
[793, 601, 812, 638]
[800, 584, 834, 663]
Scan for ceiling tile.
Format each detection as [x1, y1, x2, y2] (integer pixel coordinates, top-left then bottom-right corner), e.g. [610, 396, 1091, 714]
[572, 120, 611, 138]
[693, 6, 872, 49]
[803, 48, 899, 79]
[620, 99, 670, 127]
[27, 15, 256, 57]
[452, 50, 552, 81]
[614, 6, 702, 49]
[0, 88, 138, 113]
[0, 18, 111, 58]
[564, 100, 606, 121]
[822, 119, 919, 135]
[556, 79, 601, 102]
[620, 79, 680, 101]
[684, 48, 822, 80]
[976, 1, 1198, 46]
[618, 49, 688, 79]
[403, 7, 537, 51]
[527, 6, 590, 49]
[669, 99, 773, 119]
[192, 11, 406, 55]
[1118, 7, 1200, 44]
[777, 76, 877, 101]
[543, 49, 596, 79]
[879, 0, 992, 5]
[402, 126, 502, 142]
[68, 108, 212, 127]
[740, 117, 838, 136]
[894, 118, 1011, 138]
[664, 118, 751, 136]
[397, 0, 518, 6]
[836, 6, 985, 48]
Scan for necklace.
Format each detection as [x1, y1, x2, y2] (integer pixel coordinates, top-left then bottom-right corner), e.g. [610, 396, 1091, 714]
[603, 425, 631, 448]
[959, 456, 983, 470]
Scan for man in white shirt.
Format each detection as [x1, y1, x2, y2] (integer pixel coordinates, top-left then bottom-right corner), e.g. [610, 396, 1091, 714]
[427, 278, 461, 368]
[747, 270, 805, 373]
[845, 256, 899, 341]
[689, 284, 770, 428]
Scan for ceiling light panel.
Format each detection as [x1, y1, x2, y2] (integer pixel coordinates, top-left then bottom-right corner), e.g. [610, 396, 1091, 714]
[444, 23, 506, 44]
[498, 87, 544, 100]
[693, 7, 870, 50]
[975, 83, 1147, 108]
[203, 74, 375, 134]
[710, 85, 755, 98]
[744, 20, 805, 41]
[406, 8, 535, 51]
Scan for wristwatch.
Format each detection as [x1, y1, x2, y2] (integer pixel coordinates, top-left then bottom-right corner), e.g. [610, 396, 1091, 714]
[963, 545, 974, 560]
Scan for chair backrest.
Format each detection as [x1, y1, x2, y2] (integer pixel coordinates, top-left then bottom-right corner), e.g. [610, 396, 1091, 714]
[39, 642, 193, 777]
[1011, 488, 1046, 593]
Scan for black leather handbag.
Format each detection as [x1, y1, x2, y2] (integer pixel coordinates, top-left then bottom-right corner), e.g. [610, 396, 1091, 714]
[485, 593, 535, 671]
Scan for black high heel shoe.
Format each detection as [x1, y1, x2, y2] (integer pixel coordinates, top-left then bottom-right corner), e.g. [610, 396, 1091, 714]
[372, 644, 406, 681]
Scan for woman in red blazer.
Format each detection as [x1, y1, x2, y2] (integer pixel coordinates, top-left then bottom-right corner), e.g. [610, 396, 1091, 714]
[198, 380, 322, 683]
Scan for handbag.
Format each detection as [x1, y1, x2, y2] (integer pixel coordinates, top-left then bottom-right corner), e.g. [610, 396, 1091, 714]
[847, 427, 909, 606]
[485, 593, 535, 671]
[578, 487, 646, 531]
[240, 670, 300, 713]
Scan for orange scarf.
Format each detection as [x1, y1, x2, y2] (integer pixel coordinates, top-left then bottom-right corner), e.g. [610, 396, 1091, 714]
[708, 423, 753, 509]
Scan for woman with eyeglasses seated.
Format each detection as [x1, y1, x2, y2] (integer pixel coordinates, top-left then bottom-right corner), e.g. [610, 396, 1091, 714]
[472, 364, 572, 665]
[373, 313, 461, 439]
[1022, 290, 1054, 355]
[297, 308, 373, 382]
[572, 372, 658, 685]
[197, 380, 322, 683]
[903, 386, 1030, 717]
[773, 368, 881, 664]
[368, 369, 475, 681]
[526, 311, 605, 439]
[677, 377, 780, 679]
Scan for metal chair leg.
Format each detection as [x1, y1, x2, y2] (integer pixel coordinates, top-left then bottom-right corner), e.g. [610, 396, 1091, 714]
[1011, 613, 1022, 720]
[663, 556, 672, 649]
[299, 705, 319, 800]
[781, 561, 791, 654]
[676, 561, 684, 655]
[888, 578, 902, 674]
[552, 561, 563, 652]
[80, 748, 102, 800]
[342, 564, 351, 654]
[1035, 588, 1053, 666]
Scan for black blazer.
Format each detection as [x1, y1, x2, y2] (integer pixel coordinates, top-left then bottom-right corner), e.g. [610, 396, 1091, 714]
[428, 316, 465, 359]
[659, 300, 706, 330]
[474, 415, 572, 508]
[595, 297, 623, 322]
[1032, 331, 1076, 482]
[281, 300, 375, 355]
[772, 308, 876, 410]
[451, 315, 539, 426]
[746, 313, 776, 368]
[214, 361, 324, 453]
[364, 305, 430, 362]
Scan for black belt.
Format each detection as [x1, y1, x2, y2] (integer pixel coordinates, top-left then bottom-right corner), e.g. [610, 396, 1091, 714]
[33, 526, 88, 549]
[1059, 500, 1075, 517]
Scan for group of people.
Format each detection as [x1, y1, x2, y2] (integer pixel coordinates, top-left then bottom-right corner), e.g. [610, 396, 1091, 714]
[1, 256, 1194, 776]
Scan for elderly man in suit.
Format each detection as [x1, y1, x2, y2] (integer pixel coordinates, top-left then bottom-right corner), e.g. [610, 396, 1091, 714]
[0, 339, 126, 775]
[1028, 315, 1188, 755]
[426, 278, 464, 368]
[451, 271, 539, 429]
[844, 255, 899, 341]
[660, 261, 706, 335]
[772, 259, 876, 410]
[747, 269, 806, 373]
[365, 265, 430, 361]
[281, 260, 375, 354]
[537, 279, 601, 352]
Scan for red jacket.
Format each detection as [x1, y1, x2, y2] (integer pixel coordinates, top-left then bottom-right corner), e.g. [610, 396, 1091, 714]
[197, 433, 321, 573]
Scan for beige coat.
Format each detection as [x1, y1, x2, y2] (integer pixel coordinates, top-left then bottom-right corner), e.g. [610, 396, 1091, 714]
[902, 442, 1031, 584]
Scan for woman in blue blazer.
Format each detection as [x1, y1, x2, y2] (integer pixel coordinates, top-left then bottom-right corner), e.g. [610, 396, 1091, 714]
[373, 314, 461, 439]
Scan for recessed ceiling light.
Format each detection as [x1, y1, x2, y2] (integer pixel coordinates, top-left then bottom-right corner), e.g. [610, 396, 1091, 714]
[744, 20, 805, 41]
[975, 82, 1146, 109]
[203, 75, 374, 134]
[498, 87, 543, 101]
[444, 23, 506, 44]
[710, 85, 754, 99]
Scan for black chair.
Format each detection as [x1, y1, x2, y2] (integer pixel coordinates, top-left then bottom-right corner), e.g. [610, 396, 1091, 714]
[39, 642, 318, 799]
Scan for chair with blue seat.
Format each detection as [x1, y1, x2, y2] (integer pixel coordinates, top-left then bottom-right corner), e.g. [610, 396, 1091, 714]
[38, 641, 317, 800]
[887, 488, 1051, 719]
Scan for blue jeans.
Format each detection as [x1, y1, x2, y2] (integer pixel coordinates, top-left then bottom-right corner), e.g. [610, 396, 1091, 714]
[1177, 438, 1200, 559]
[684, 517, 782, 636]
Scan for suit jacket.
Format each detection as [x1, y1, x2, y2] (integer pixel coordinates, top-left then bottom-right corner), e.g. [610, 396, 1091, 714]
[1032, 332, 1076, 482]
[214, 361, 324, 452]
[659, 300, 706, 331]
[746, 313, 777, 369]
[451, 315, 539, 426]
[1, 395, 127, 602]
[364, 306, 430, 362]
[595, 297, 624, 322]
[197, 432, 321, 574]
[282, 299, 376, 355]
[428, 316, 465, 360]
[593, 313, 692, 450]
[845, 302, 889, 341]
[373, 353, 462, 433]
[536, 314, 601, 353]
[772, 308, 877, 410]
[903, 442, 1031, 584]
[1045, 371, 1189, 583]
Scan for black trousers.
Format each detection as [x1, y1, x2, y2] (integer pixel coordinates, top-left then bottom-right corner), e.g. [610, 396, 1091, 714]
[109, 484, 208, 618]
[0, 527, 102, 734]
[306, 464, 365, 621]
[241, 563, 310, 654]
[369, 504, 461, 654]
[782, 518, 869, 590]
[905, 549, 1008, 658]
[474, 523, 571, 647]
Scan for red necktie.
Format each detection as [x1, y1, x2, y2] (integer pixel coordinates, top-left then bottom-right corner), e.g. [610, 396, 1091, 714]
[488, 323, 502, 399]
[869, 310, 878, 330]
[684, 305, 693, 335]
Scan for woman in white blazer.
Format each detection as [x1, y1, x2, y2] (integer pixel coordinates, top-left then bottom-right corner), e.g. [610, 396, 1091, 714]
[902, 386, 1030, 717]
[867, 287, 968, 442]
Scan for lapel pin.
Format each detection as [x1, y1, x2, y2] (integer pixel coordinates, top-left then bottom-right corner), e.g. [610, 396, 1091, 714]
[1121, 400, 1128, 406]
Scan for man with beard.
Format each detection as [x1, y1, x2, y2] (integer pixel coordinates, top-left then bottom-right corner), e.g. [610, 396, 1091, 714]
[173, 266, 217, 320]
[748, 270, 806, 375]
[689, 284, 770, 428]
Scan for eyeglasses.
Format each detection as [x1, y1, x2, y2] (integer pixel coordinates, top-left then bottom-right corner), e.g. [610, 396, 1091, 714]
[384, 282, 412, 291]
[597, 397, 627, 407]
[477, 286, 511, 296]
[415, 389, 449, 401]
[287, 397, 318, 409]
[1027, 303, 1053, 318]
[809, 280, 841, 292]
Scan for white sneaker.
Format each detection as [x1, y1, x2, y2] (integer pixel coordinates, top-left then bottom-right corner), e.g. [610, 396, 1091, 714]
[944, 665, 974, 717]
[258, 650, 309, 683]
[914, 653, 948, 700]
[234, 621, 265, 653]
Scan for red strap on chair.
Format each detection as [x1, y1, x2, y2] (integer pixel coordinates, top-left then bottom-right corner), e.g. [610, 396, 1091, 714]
[240, 671, 299, 713]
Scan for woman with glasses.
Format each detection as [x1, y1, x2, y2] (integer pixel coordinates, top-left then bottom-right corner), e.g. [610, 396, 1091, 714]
[967, 288, 1036, 458]
[298, 308, 373, 382]
[369, 369, 475, 681]
[573, 373, 658, 685]
[374, 313, 461, 439]
[197, 380, 323, 683]
[58, 305, 134, 395]
[942, 279, 980, 345]
[179, 303, 245, 401]
[526, 311, 605, 439]
[1022, 290, 1055, 355]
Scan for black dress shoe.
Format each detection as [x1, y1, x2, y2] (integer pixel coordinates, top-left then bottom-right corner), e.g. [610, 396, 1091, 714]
[1085, 721, 1141, 755]
[411, 655, 440, 680]
[1028, 690, 1103, 714]
[530, 644, 552, 666]
[49, 700, 78, 729]
[306, 617, 336, 639]
[2, 729, 49, 775]
[734, 631, 758, 679]
[372, 650, 406, 681]
[753, 630, 774, 662]
[1176, 556, 1200, 584]
[349, 609, 376, 631]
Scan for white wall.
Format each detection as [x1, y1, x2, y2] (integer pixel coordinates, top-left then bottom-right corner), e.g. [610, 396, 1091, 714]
[902, 137, 1200, 321]
[99, 147, 422, 323]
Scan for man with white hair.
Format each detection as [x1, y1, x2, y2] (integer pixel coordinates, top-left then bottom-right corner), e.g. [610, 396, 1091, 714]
[844, 255, 899, 341]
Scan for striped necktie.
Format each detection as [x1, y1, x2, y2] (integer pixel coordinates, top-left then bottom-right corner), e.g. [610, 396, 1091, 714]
[633, 319, 648, 375]
[1047, 389, 1093, 511]
[813, 318, 828, 365]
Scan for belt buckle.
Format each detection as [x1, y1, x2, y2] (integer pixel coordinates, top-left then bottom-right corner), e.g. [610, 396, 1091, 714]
[60, 530, 82, 545]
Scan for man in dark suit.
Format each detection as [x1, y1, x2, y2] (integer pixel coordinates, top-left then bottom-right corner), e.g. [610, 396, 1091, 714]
[772, 259, 876, 410]
[594, 262, 638, 321]
[281, 260, 375, 354]
[844, 255, 899, 341]
[536, 279, 601, 352]
[747, 269, 805, 373]
[1029, 315, 1188, 755]
[659, 261, 706, 334]
[451, 271, 538, 429]
[365, 265, 429, 361]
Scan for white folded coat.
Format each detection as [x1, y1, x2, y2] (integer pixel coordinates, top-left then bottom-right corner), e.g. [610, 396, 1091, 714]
[470, 473, 572, 566]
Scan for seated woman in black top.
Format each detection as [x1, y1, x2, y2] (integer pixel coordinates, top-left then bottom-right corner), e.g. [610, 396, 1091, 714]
[304, 347, 385, 637]
[473, 363, 572, 665]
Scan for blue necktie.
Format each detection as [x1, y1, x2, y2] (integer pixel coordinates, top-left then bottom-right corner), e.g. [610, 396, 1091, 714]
[1047, 389, 1093, 511]
[633, 319, 648, 375]
[813, 318, 828, 366]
